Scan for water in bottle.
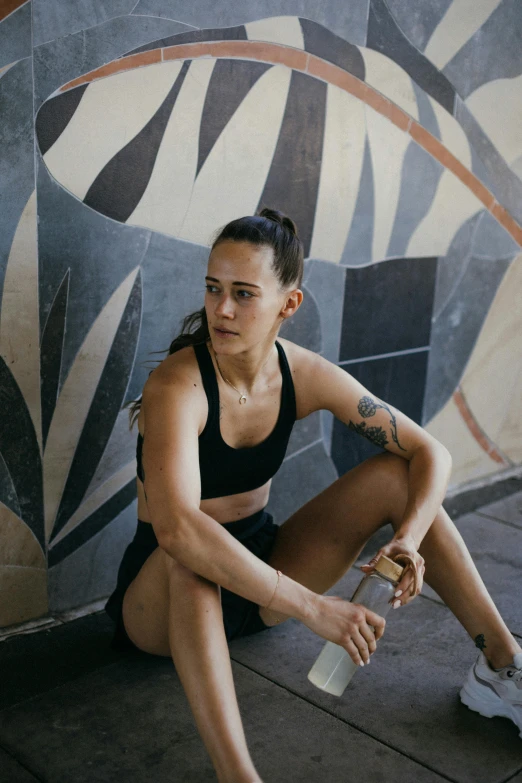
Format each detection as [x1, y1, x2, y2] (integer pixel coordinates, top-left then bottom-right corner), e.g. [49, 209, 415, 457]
[307, 554, 404, 696]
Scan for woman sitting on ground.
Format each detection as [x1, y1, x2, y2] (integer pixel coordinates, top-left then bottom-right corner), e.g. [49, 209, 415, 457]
[105, 207, 522, 783]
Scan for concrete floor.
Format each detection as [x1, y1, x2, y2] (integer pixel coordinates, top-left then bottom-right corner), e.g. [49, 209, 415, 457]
[1, 489, 522, 782]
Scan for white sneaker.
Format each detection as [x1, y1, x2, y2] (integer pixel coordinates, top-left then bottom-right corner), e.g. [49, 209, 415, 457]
[460, 651, 522, 737]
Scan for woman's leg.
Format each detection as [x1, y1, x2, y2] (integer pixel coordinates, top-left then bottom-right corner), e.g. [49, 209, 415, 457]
[259, 452, 520, 668]
[122, 547, 261, 783]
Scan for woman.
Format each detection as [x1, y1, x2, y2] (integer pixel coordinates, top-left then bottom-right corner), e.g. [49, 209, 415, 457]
[105, 208, 522, 783]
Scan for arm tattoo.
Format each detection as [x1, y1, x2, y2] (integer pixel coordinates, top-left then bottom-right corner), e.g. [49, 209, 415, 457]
[475, 633, 487, 651]
[349, 395, 407, 452]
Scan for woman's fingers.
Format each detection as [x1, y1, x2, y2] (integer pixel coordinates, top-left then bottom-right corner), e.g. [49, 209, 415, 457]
[345, 637, 368, 667]
[356, 624, 377, 657]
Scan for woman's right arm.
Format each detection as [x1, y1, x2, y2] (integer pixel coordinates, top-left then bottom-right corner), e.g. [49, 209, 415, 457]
[141, 364, 385, 664]
[140, 366, 316, 623]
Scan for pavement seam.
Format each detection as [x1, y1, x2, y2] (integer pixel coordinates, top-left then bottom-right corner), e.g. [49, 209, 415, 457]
[229, 656, 457, 782]
[0, 739, 44, 782]
[475, 512, 522, 532]
[499, 765, 522, 783]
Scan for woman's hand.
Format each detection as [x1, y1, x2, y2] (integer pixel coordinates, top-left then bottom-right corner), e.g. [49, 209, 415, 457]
[303, 595, 386, 666]
[359, 533, 425, 607]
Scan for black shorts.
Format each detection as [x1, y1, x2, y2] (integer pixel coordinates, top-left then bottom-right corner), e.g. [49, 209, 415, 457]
[104, 508, 279, 652]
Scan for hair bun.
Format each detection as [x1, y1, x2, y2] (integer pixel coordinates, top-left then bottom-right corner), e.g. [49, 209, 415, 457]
[258, 207, 299, 238]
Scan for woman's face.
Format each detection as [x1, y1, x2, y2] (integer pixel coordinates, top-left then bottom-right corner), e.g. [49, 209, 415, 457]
[205, 240, 290, 352]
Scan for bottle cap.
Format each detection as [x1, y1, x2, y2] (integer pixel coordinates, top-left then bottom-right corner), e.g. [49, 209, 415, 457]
[374, 554, 404, 582]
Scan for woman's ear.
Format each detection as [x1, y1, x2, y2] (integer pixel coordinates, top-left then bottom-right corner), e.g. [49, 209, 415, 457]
[280, 288, 303, 320]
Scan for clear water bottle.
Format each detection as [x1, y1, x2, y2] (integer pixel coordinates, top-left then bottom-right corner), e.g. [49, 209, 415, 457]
[307, 554, 404, 696]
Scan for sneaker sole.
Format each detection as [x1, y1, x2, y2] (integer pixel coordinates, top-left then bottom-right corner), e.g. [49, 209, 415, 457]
[460, 683, 522, 738]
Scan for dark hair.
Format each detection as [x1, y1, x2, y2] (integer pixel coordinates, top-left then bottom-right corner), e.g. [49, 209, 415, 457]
[124, 207, 303, 429]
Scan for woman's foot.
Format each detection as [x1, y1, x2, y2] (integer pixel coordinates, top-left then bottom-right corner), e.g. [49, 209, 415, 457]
[460, 651, 522, 737]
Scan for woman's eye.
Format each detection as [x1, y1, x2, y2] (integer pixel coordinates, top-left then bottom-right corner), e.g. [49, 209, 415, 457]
[237, 290, 254, 298]
[205, 285, 219, 293]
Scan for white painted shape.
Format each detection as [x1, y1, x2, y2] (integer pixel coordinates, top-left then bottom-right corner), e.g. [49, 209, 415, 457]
[425, 396, 502, 487]
[360, 47, 418, 121]
[177, 64, 292, 246]
[0, 191, 41, 455]
[428, 95, 471, 168]
[127, 59, 216, 234]
[43, 61, 183, 200]
[406, 168, 482, 257]
[245, 16, 305, 48]
[50, 461, 137, 546]
[461, 254, 522, 447]
[43, 267, 140, 544]
[309, 85, 366, 263]
[365, 105, 410, 261]
[424, 0, 502, 70]
[466, 74, 522, 166]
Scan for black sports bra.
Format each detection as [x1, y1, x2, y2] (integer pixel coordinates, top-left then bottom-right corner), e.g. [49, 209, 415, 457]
[136, 340, 297, 499]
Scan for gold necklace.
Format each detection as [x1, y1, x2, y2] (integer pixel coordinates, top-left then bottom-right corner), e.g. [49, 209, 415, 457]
[211, 344, 273, 405]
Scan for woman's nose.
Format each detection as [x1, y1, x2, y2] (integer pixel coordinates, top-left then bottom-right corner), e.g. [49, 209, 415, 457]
[215, 294, 235, 317]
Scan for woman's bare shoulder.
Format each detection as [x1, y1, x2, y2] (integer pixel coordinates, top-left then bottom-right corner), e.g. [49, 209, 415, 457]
[145, 344, 203, 389]
[276, 336, 321, 374]
[141, 344, 208, 432]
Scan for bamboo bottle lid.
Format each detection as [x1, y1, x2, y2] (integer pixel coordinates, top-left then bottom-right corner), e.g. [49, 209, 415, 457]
[374, 554, 404, 582]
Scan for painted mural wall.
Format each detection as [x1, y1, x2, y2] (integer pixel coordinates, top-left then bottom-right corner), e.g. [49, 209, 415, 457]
[1, 0, 521, 628]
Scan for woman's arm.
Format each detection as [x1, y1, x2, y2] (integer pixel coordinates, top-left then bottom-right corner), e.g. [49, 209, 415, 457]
[301, 350, 453, 548]
[140, 363, 316, 624]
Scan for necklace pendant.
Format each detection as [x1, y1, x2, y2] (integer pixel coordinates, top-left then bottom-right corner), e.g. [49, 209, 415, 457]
[239, 395, 247, 405]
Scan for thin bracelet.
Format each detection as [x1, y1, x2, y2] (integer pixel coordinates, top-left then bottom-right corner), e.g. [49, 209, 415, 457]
[265, 569, 283, 611]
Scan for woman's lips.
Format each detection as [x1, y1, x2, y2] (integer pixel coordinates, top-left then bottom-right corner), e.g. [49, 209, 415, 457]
[214, 327, 238, 337]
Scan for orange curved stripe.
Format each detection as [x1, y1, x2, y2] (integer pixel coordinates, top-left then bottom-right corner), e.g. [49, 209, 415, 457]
[56, 39, 522, 248]
[453, 387, 510, 466]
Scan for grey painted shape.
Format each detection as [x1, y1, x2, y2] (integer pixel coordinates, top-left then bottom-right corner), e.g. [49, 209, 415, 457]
[304, 258, 346, 456]
[443, 0, 522, 99]
[386, 140, 444, 258]
[411, 79, 440, 139]
[479, 489, 522, 530]
[0, 648, 454, 783]
[0, 449, 21, 519]
[48, 503, 137, 613]
[35, 162, 151, 392]
[132, 0, 371, 46]
[278, 284, 322, 354]
[367, 0, 455, 113]
[33, 16, 190, 109]
[384, 0, 452, 52]
[432, 212, 481, 319]
[340, 135, 374, 267]
[266, 440, 338, 524]
[0, 59, 34, 300]
[304, 259, 346, 364]
[455, 96, 522, 226]
[471, 209, 520, 260]
[32, 0, 139, 47]
[423, 255, 511, 424]
[232, 570, 522, 780]
[285, 411, 321, 459]
[130, 230, 210, 401]
[257, 69, 327, 259]
[85, 410, 137, 499]
[0, 2, 31, 69]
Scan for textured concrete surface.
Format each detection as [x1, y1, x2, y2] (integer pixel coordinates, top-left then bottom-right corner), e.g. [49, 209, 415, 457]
[1, 490, 521, 782]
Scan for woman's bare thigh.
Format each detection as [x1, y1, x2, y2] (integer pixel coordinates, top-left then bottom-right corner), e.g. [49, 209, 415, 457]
[258, 452, 409, 624]
[121, 545, 175, 657]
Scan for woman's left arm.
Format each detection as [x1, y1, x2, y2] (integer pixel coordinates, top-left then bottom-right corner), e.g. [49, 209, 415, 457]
[302, 350, 453, 601]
